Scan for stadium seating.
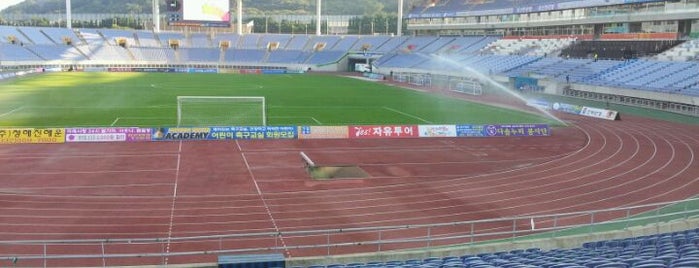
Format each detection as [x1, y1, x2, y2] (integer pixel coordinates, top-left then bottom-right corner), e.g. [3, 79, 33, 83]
[28, 44, 87, 61]
[293, 228, 699, 268]
[331, 36, 360, 51]
[134, 31, 161, 47]
[559, 40, 683, 60]
[157, 32, 185, 47]
[350, 35, 391, 52]
[0, 43, 43, 61]
[8, 25, 699, 97]
[286, 35, 312, 50]
[655, 39, 699, 62]
[212, 33, 241, 48]
[129, 46, 171, 62]
[17, 27, 57, 45]
[0, 26, 30, 45]
[189, 33, 211, 48]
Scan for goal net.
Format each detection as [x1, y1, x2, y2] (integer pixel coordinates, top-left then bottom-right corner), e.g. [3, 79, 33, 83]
[448, 78, 483, 95]
[176, 96, 266, 127]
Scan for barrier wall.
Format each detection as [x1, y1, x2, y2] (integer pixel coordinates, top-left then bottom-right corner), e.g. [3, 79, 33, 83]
[1, 124, 551, 144]
[527, 99, 619, 121]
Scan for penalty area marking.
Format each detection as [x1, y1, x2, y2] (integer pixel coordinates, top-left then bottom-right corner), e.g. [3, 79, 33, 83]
[110, 117, 120, 126]
[382, 106, 433, 124]
[0, 106, 25, 118]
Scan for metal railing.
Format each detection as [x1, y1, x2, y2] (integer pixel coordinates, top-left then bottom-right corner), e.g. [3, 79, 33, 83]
[0, 197, 697, 267]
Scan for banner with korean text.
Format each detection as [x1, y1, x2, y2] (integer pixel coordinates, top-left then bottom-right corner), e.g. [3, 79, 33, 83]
[209, 126, 297, 140]
[580, 106, 619, 121]
[0, 128, 65, 144]
[66, 128, 152, 142]
[456, 124, 550, 137]
[349, 125, 419, 139]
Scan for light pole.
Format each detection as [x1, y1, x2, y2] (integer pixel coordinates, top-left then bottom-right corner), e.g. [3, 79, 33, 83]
[65, 0, 72, 29]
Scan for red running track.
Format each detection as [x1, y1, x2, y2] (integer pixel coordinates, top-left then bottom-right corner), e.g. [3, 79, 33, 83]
[0, 113, 698, 267]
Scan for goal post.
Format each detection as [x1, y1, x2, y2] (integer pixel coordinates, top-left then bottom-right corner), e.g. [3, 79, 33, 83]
[176, 96, 266, 127]
[448, 78, 483, 96]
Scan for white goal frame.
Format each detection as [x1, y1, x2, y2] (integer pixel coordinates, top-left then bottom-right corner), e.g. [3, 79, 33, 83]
[176, 96, 266, 127]
[448, 78, 483, 96]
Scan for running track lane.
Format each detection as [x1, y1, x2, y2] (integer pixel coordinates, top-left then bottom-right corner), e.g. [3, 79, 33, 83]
[0, 114, 698, 266]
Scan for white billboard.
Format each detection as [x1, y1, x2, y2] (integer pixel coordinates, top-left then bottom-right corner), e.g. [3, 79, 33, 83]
[183, 0, 230, 22]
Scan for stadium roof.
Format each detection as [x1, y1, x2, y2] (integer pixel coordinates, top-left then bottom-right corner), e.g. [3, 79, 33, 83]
[408, 0, 665, 18]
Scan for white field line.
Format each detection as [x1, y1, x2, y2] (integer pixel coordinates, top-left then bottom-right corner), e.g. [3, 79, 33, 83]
[382, 106, 433, 123]
[110, 117, 120, 126]
[310, 117, 322, 125]
[0, 106, 25, 118]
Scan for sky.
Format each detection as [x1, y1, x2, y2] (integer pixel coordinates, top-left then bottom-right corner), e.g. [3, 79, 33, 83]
[0, 0, 24, 12]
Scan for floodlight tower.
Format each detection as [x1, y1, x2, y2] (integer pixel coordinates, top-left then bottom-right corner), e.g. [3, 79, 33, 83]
[316, 0, 322, 35]
[237, 0, 243, 34]
[65, 0, 72, 29]
[397, 0, 403, 36]
[152, 0, 160, 32]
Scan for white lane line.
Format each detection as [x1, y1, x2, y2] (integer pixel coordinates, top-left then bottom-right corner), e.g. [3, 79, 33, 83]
[0, 106, 25, 118]
[164, 141, 183, 265]
[237, 140, 290, 257]
[110, 117, 120, 126]
[382, 106, 433, 123]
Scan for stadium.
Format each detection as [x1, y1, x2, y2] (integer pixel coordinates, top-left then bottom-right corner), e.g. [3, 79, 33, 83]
[0, 0, 698, 267]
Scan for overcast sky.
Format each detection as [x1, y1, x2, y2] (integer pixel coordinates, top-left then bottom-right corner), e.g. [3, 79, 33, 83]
[0, 0, 24, 12]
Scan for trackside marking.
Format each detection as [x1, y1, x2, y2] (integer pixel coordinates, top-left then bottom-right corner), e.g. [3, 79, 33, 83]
[164, 141, 183, 265]
[237, 140, 290, 257]
[382, 106, 433, 123]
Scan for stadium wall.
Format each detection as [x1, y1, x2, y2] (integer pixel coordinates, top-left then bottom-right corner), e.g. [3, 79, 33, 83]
[288, 218, 699, 267]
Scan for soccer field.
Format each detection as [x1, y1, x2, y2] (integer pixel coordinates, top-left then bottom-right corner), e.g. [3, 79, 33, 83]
[0, 72, 554, 127]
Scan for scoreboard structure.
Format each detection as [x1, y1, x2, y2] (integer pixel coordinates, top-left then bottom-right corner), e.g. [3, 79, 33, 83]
[167, 0, 231, 27]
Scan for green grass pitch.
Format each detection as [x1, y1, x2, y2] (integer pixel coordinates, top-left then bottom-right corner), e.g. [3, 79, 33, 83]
[0, 72, 556, 127]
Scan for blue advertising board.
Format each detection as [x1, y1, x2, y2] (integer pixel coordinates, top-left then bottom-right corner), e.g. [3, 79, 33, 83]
[456, 124, 550, 137]
[151, 126, 298, 141]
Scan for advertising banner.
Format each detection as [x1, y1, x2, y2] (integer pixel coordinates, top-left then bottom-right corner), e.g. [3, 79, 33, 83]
[483, 124, 550, 137]
[456, 124, 550, 137]
[298, 126, 349, 139]
[261, 69, 287, 75]
[418, 125, 457, 138]
[0, 128, 65, 144]
[349, 125, 419, 139]
[580, 106, 619, 121]
[526, 99, 552, 111]
[66, 128, 152, 142]
[239, 69, 262, 74]
[152, 127, 211, 141]
[455, 125, 487, 137]
[107, 67, 134, 72]
[209, 126, 297, 140]
[552, 102, 583, 115]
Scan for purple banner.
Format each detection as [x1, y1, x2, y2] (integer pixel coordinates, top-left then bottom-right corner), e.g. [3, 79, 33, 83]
[66, 128, 152, 142]
[483, 124, 550, 137]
